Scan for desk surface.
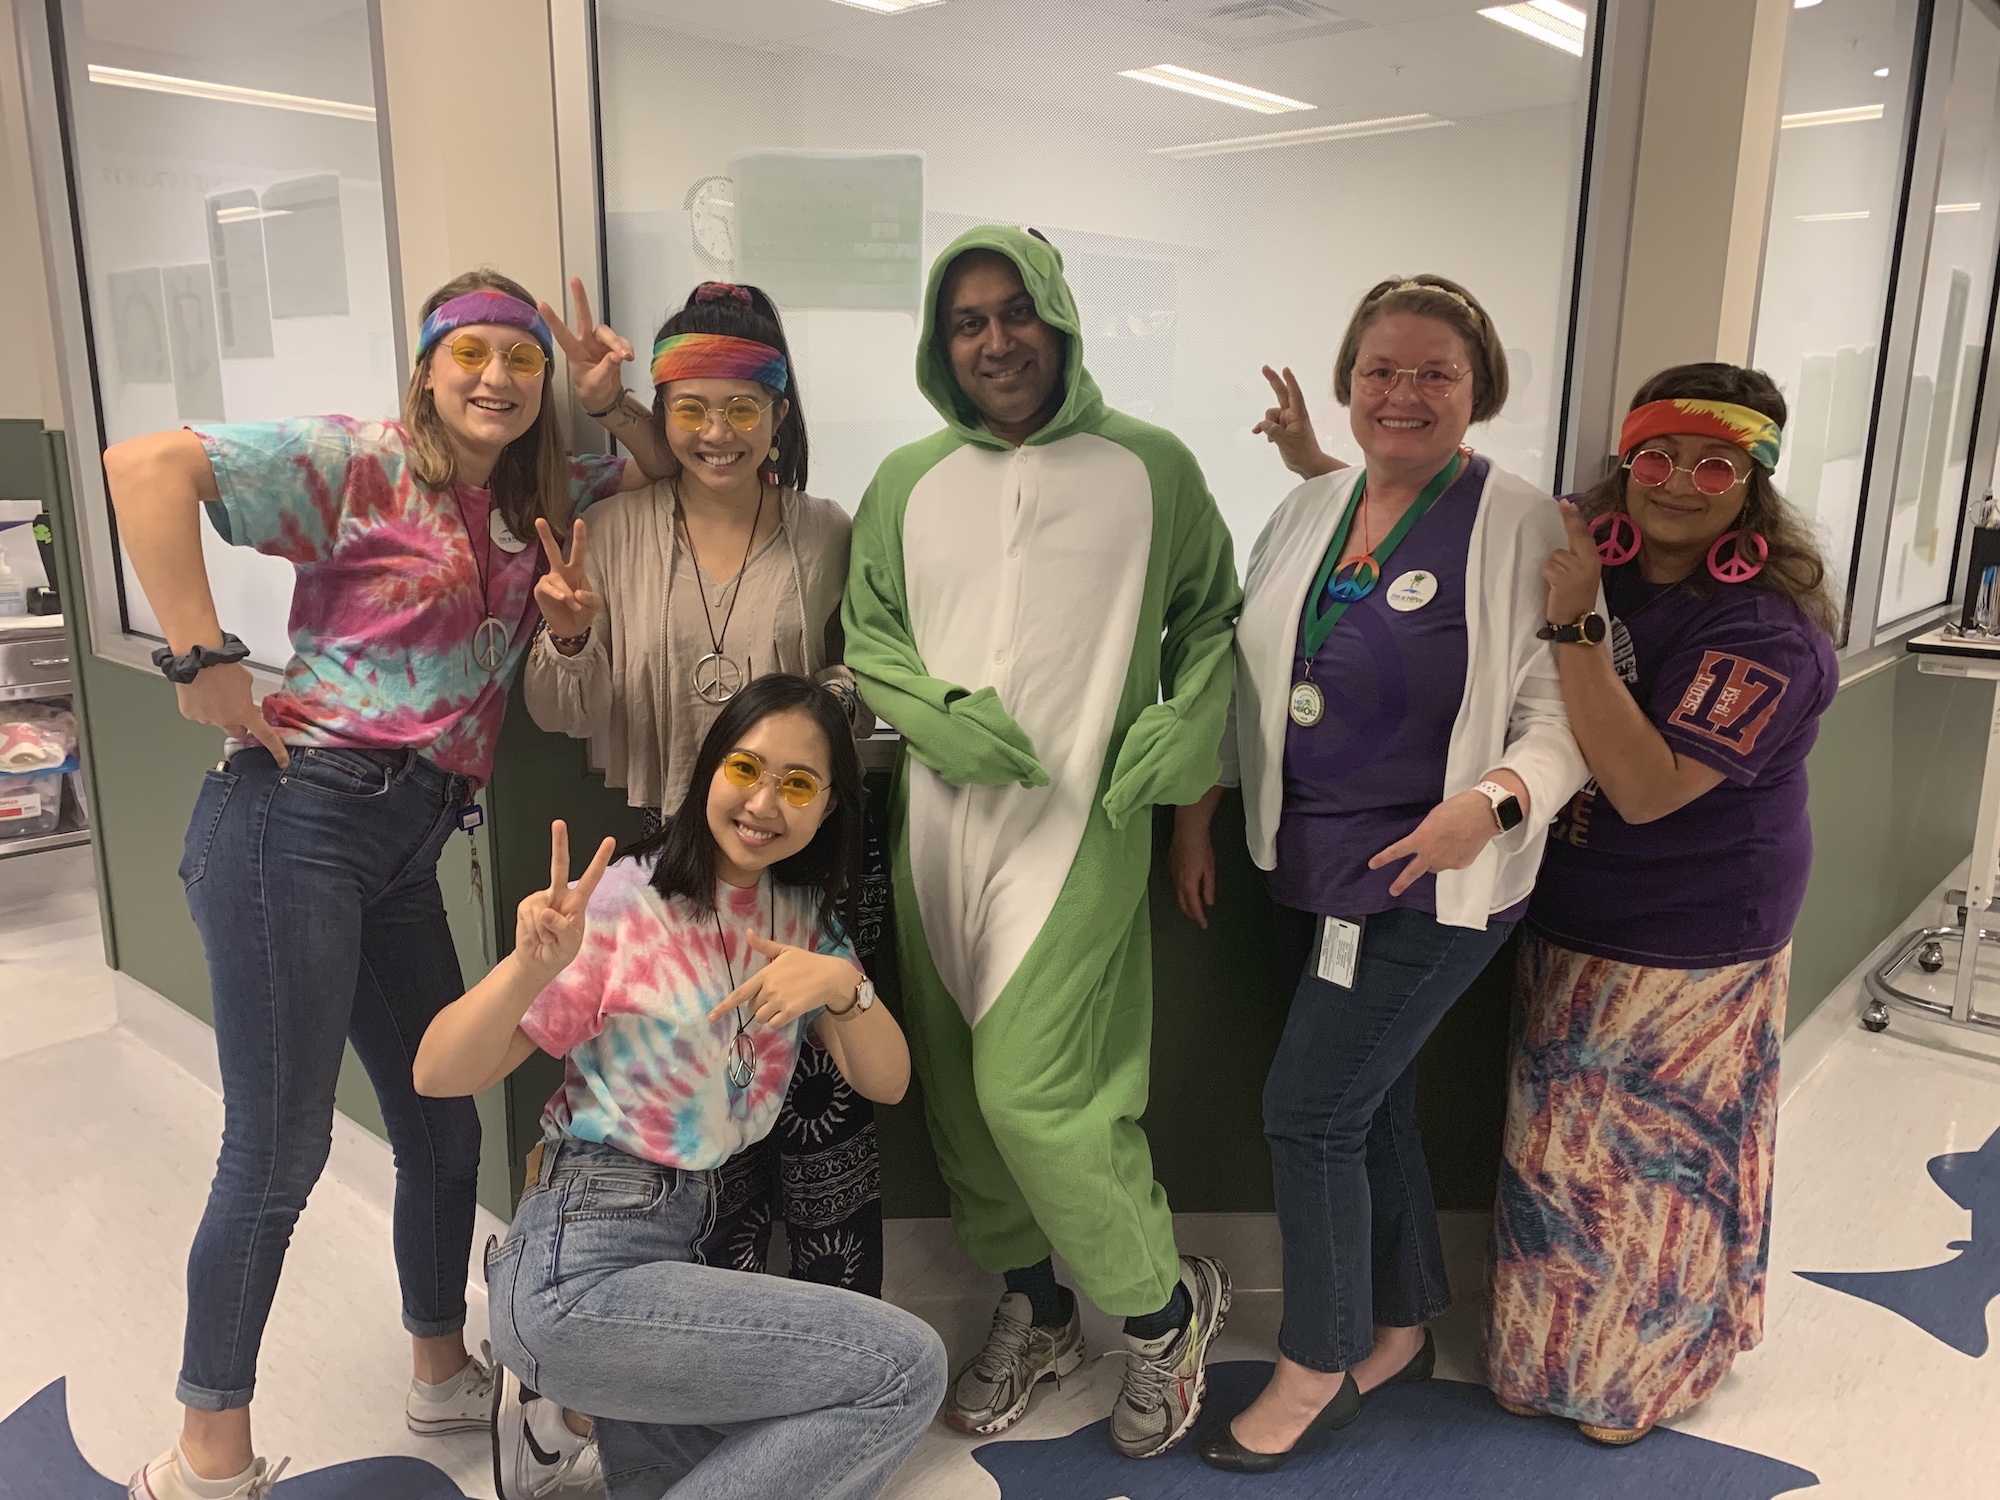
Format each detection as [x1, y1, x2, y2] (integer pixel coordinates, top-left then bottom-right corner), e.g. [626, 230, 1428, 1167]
[1910, 626, 2000, 679]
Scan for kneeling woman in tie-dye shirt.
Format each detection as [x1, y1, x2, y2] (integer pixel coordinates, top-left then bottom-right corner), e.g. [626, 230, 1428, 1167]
[415, 674, 945, 1500]
[107, 269, 658, 1500]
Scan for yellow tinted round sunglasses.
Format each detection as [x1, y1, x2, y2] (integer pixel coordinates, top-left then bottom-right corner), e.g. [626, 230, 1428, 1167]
[720, 749, 825, 807]
[667, 395, 776, 434]
[446, 332, 548, 379]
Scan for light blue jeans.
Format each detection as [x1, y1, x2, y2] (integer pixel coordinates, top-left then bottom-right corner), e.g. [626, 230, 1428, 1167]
[487, 1137, 946, 1499]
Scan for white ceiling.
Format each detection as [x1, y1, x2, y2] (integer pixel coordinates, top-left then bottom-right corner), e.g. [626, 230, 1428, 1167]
[601, 0, 1588, 139]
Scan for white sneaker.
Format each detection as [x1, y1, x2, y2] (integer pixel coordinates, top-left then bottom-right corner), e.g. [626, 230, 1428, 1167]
[406, 1340, 498, 1435]
[492, 1359, 605, 1499]
[1110, 1254, 1232, 1459]
[129, 1445, 290, 1499]
[942, 1291, 1086, 1436]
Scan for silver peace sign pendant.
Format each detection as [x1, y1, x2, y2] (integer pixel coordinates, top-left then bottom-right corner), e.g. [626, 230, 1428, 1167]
[693, 651, 745, 705]
[472, 615, 510, 674]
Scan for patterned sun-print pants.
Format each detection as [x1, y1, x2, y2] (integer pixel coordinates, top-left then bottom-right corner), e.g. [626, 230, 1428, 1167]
[641, 803, 887, 1297]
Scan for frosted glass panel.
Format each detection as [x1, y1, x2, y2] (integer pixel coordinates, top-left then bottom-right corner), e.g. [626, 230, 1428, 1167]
[60, 0, 398, 668]
[1877, 0, 2000, 624]
[594, 0, 1593, 562]
[1751, 0, 1919, 632]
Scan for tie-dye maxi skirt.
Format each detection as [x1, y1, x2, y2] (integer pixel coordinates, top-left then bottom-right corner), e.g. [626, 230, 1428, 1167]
[1484, 933, 1787, 1431]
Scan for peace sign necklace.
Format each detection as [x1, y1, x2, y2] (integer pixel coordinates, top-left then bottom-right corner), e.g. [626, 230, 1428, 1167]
[451, 489, 510, 674]
[710, 881, 775, 1091]
[676, 478, 766, 705]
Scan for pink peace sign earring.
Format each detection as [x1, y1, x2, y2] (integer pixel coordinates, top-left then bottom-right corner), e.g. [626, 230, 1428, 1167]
[1591, 511, 1641, 566]
[1707, 530, 1767, 583]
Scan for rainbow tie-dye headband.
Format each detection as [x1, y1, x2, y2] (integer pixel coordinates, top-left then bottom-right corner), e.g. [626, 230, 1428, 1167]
[417, 290, 553, 359]
[650, 332, 789, 391]
[1620, 398, 1782, 471]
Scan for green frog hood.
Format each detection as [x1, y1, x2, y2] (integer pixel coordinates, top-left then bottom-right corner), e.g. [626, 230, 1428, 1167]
[916, 224, 1106, 448]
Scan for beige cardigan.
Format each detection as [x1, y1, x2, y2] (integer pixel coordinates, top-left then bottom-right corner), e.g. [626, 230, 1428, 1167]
[523, 482, 860, 809]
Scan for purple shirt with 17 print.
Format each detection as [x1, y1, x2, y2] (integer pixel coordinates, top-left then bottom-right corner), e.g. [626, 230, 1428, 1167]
[1527, 564, 1838, 969]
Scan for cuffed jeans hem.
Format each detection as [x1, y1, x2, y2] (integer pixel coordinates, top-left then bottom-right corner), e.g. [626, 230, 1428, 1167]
[402, 1309, 469, 1339]
[175, 1377, 255, 1412]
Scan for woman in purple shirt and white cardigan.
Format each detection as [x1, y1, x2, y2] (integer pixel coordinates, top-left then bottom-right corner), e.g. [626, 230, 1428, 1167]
[1169, 275, 1587, 1472]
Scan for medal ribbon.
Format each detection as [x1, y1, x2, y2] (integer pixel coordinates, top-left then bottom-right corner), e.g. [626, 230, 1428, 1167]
[1299, 454, 1463, 660]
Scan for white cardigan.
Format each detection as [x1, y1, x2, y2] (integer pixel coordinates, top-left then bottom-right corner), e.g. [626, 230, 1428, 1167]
[1219, 459, 1589, 931]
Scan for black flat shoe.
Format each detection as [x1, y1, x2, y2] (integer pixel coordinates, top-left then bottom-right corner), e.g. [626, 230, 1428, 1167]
[1196, 1372, 1361, 1474]
[1362, 1327, 1435, 1402]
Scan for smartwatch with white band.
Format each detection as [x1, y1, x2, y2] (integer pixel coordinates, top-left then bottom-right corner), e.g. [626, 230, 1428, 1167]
[1475, 780, 1525, 833]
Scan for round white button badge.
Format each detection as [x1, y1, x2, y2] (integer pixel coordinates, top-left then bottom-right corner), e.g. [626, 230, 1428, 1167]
[1385, 570, 1438, 612]
[490, 510, 530, 553]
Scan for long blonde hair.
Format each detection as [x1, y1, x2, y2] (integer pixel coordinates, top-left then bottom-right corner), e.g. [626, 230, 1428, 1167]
[401, 268, 572, 537]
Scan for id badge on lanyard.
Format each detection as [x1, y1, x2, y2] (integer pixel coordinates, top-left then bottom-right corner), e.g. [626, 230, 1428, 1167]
[1316, 915, 1364, 989]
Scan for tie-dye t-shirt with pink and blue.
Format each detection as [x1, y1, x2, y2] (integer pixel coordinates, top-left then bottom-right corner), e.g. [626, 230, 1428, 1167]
[194, 416, 625, 785]
[518, 856, 860, 1170]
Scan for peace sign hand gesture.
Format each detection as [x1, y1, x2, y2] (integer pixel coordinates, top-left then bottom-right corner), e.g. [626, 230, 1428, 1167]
[533, 517, 601, 640]
[1543, 499, 1602, 628]
[515, 819, 617, 980]
[537, 277, 635, 417]
[1253, 365, 1342, 480]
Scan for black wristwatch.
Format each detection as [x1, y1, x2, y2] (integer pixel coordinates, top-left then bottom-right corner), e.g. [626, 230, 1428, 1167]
[1537, 611, 1607, 645]
[152, 633, 252, 684]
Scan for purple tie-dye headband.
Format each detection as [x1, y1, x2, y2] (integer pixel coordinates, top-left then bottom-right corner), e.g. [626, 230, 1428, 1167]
[417, 290, 554, 359]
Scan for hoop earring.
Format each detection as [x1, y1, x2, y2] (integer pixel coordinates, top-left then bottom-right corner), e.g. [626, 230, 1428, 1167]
[1591, 511, 1641, 566]
[1707, 530, 1767, 583]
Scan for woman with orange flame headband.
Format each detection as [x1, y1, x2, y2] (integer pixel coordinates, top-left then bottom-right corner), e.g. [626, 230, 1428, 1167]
[1484, 363, 1841, 1445]
[520, 279, 884, 1465]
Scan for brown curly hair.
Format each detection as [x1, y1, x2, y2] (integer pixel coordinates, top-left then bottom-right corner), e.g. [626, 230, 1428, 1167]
[1332, 274, 1509, 422]
[1580, 362, 1839, 638]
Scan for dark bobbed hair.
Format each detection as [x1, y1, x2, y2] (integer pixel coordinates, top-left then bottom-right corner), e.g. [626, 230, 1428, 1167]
[651, 284, 808, 493]
[404, 268, 572, 540]
[623, 674, 861, 944]
[1333, 274, 1509, 423]
[1580, 362, 1839, 638]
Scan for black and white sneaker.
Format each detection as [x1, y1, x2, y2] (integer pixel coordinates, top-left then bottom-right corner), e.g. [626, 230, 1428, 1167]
[491, 1360, 605, 1499]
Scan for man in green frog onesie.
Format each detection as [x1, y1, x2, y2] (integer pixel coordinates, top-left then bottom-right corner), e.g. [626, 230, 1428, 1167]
[842, 225, 1241, 1459]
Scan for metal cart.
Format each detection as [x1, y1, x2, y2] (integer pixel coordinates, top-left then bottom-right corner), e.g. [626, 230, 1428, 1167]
[0, 615, 88, 860]
[1865, 627, 2000, 1034]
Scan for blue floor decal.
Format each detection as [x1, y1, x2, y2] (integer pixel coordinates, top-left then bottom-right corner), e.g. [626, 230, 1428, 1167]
[973, 1366, 1818, 1498]
[0, 1380, 471, 1500]
[1796, 1123, 2000, 1357]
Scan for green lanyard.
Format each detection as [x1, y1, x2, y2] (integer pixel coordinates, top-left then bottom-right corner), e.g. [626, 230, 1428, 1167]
[1300, 454, 1464, 660]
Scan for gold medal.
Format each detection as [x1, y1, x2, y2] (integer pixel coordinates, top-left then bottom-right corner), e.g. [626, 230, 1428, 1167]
[1289, 680, 1324, 727]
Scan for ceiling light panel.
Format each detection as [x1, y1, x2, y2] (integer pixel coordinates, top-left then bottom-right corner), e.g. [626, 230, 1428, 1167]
[1937, 202, 1984, 213]
[1119, 63, 1314, 115]
[1477, 2, 1587, 57]
[826, 0, 944, 11]
[1796, 210, 1870, 221]
[1781, 104, 1884, 128]
[1154, 113, 1455, 160]
[87, 64, 374, 121]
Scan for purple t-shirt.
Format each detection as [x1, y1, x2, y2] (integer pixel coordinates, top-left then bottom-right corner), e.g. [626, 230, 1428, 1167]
[1269, 457, 1520, 920]
[1527, 565, 1838, 968]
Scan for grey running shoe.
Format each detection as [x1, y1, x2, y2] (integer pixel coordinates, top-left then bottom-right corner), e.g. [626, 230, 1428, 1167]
[943, 1290, 1086, 1436]
[1111, 1254, 1232, 1459]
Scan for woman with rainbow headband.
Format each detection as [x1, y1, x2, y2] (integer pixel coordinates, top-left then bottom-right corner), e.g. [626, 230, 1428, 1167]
[105, 269, 654, 1500]
[524, 285, 883, 1307]
[1485, 363, 1839, 1444]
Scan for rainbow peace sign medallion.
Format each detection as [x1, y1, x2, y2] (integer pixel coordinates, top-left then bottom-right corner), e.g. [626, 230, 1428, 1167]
[1327, 556, 1380, 603]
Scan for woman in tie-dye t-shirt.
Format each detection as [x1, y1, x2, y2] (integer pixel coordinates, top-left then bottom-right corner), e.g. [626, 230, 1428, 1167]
[415, 675, 943, 1500]
[106, 269, 658, 1500]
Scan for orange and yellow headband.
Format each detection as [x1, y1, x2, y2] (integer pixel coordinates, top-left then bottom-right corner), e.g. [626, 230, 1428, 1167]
[1619, 398, 1781, 471]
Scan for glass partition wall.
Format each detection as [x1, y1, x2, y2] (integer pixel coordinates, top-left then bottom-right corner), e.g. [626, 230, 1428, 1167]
[1755, 0, 2000, 646]
[590, 0, 1602, 561]
[53, 0, 397, 667]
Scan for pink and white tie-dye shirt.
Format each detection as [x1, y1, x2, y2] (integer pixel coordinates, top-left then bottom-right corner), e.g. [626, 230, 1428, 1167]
[194, 416, 625, 785]
[518, 856, 860, 1170]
